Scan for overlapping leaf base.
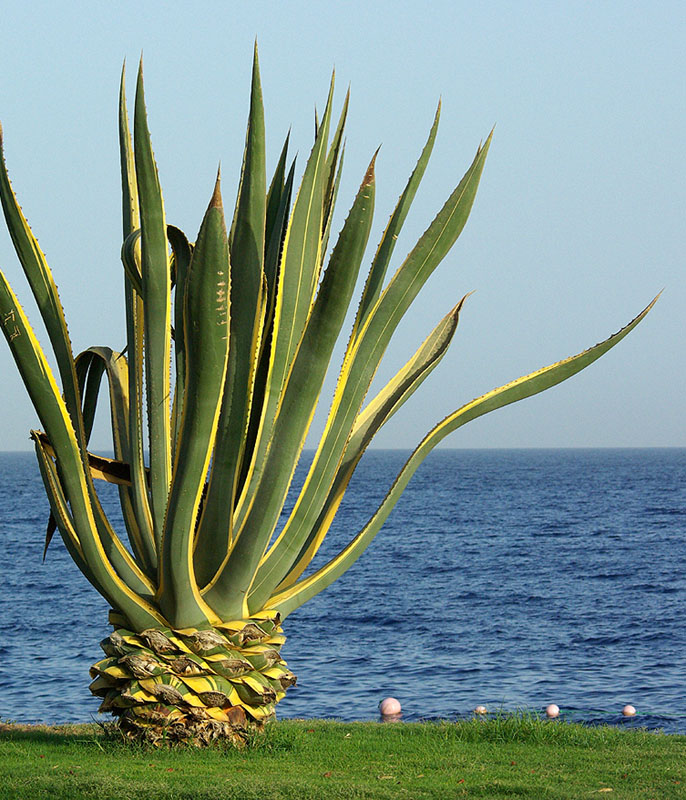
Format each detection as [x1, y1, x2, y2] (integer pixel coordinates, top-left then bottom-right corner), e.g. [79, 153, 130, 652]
[89, 610, 296, 745]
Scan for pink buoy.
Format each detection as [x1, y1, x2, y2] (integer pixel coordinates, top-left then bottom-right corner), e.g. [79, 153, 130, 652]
[545, 704, 560, 718]
[379, 697, 401, 716]
[474, 705, 487, 715]
[622, 705, 636, 717]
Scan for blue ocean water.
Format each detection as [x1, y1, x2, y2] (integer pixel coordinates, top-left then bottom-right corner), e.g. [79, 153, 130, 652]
[0, 449, 684, 732]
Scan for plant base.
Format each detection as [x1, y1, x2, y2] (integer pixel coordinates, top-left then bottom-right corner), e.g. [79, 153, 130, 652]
[89, 609, 296, 746]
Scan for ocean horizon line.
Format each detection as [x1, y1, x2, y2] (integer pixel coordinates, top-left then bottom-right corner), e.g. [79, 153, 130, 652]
[1, 445, 684, 455]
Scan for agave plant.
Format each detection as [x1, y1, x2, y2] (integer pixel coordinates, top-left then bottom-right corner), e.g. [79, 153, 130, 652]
[0, 48, 656, 744]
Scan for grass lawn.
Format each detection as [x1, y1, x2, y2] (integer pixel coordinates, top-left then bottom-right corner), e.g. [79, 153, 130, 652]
[1, 716, 684, 799]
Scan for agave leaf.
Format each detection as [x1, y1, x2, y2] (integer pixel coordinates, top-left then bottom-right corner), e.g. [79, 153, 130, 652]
[264, 132, 290, 280]
[134, 60, 172, 548]
[252, 137, 490, 608]
[33, 429, 135, 485]
[0, 126, 84, 437]
[205, 156, 377, 619]
[43, 513, 57, 560]
[263, 296, 468, 596]
[353, 101, 441, 336]
[0, 270, 81, 469]
[319, 142, 345, 274]
[262, 154, 296, 337]
[88, 495, 158, 603]
[68, 347, 157, 596]
[233, 159, 297, 510]
[120, 229, 143, 296]
[75, 347, 156, 577]
[318, 88, 349, 274]
[261, 156, 296, 352]
[269, 295, 659, 618]
[235, 76, 336, 523]
[159, 177, 230, 629]
[168, 224, 193, 452]
[32, 432, 91, 576]
[76, 351, 107, 445]
[119, 65, 154, 567]
[196, 46, 267, 580]
[119, 63, 140, 242]
[0, 272, 164, 629]
[352, 295, 471, 441]
[229, 42, 267, 263]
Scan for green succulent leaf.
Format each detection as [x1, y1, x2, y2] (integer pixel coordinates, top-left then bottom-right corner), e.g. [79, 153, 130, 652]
[0, 58, 658, 669]
[75, 347, 156, 577]
[32, 431, 92, 581]
[206, 155, 377, 618]
[134, 60, 172, 549]
[121, 229, 143, 297]
[264, 132, 291, 294]
[353, 101, 441, 335]
[319, 89, 349, 268]
[119, 65, 154, 570]
[235, 75, 336, 523]
[0, 126, 85, 440]
[271, 295, 469, 593]
[168, 223, 193, 452]
[269, 295, 660, 618]
[0, 271, 164, 629]
[160, 176, 231, 630]
[253, 133, 491, 613]
[195, 46, 267, 585]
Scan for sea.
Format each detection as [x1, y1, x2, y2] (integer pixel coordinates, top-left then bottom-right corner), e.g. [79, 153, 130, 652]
[1, 448, 684, 733]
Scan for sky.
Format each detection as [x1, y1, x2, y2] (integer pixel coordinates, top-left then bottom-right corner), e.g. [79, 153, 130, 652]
[0, 0, 683, 451]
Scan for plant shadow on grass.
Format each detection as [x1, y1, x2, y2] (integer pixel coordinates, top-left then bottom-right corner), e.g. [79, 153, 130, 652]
[0, 722, 104, 747]
[89, 717, 306, 754]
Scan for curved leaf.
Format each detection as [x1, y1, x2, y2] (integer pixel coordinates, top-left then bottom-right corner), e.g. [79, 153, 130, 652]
[168, 224, 193, 453]
[75, 347, 156, 576]
[234, 77, 336, 527]
[205, 155, 377, 619]
[249, 136, 491, 611]
[134, 61, 172, 547]
[0, 125, 84, 438]
[269, 295, 659, 618]
[0, 271, 164, 629]
[266, 296, 468, 596]
[119, 65, 154, 571]
[196, 47, 267, 580]
[159, 177, 230, 629]
[353, 101, 441, 336]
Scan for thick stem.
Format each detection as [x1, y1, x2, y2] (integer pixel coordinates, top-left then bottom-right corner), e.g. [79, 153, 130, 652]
[89, 610, 295, 745]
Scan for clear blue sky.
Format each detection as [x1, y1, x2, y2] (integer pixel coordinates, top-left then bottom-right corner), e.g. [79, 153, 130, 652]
[0, 1, 683, 450]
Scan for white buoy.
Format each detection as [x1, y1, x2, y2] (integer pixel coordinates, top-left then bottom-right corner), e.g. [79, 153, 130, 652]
[474, 705, 488, 715]
[622, 704, 636, 717]
[379, 697, 401, 716]
[545, 704, 560, 718]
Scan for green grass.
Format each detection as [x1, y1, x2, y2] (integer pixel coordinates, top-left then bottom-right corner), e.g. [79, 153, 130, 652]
[1, 716, 685, 799]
